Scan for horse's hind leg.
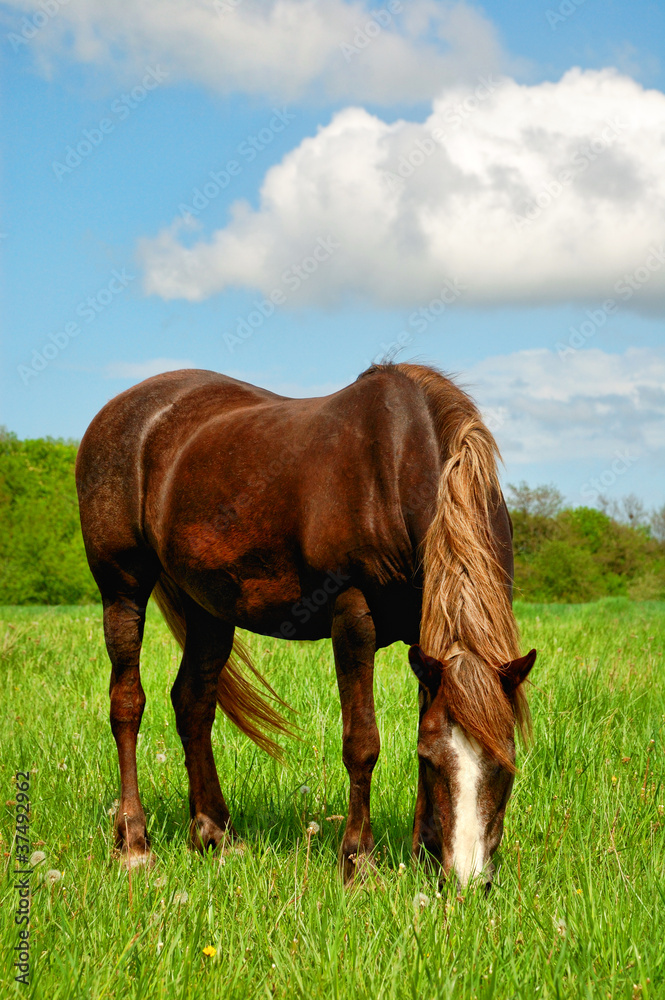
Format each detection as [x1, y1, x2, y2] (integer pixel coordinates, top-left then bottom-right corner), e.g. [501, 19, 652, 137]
[332, 587, 379, 883]
[103, 590, 153, 865]
[170, 601, 238, 852]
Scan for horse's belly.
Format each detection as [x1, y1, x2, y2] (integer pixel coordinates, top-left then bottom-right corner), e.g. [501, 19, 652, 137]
[161, 522, 340, 639]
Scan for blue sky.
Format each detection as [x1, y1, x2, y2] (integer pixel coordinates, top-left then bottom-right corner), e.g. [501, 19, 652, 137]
[1, 0, 664, 507]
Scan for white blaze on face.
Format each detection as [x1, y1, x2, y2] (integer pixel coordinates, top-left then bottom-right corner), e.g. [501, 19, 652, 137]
[449, 725, 485, 885]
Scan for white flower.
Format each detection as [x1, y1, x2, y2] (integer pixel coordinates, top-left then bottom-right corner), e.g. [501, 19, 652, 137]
[306, 821, 320, 835]
[30, 851, 46, 866]
[398, 862, 407, 875]
[413, 892, 430, 910]
[45, 869, 62, 883]
[157, 940, 164, 953]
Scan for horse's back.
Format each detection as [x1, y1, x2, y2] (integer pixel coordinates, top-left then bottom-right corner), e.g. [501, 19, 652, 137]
[77, 367, 439, 640]
[76, 370, 282, 569]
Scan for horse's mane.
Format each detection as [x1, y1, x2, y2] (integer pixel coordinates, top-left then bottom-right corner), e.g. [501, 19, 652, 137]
[362, 362, 529, 769]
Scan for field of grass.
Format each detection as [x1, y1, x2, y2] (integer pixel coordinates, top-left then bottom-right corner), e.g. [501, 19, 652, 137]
[1, 598, 664, 999]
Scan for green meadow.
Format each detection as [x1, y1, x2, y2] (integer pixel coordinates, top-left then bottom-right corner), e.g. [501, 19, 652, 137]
[1, 598, 664, 999]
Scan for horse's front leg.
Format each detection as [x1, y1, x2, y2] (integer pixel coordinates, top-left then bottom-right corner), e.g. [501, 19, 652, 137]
[331, 587, 379, 884]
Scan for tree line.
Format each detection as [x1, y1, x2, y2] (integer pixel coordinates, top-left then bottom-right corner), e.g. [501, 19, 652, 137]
[1, 430, 663, 605]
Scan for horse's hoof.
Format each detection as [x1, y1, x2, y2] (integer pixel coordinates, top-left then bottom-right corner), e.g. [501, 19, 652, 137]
[113, 847, 154, 870]
[341, 851, 381, 888]
[189, 816, 242, 855]
[219, 838, 246, 857]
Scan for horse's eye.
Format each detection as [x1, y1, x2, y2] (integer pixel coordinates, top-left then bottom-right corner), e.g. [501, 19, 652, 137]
[416, 744, 439, 769]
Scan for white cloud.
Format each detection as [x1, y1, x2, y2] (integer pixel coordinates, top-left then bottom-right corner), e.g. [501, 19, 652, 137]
[468, 347, 665, 469]
[105, 358, 195, 379]
[5, 0, 509, 103]
[139, 69, 665, 312]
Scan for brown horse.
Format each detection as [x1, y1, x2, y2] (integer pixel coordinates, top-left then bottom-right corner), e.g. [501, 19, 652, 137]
[76, 362, 535, 886]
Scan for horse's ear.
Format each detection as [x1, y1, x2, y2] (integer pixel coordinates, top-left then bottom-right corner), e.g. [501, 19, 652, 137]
[500, 648, 537, 695]
[409, 645, 442, 697]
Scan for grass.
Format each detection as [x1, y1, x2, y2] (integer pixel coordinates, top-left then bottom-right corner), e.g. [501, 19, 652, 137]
[1, 597, 664, 999]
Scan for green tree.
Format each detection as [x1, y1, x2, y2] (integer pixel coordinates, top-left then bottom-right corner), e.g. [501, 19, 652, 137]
[0, 429, 99, 604]
[509, 486, 665, 603]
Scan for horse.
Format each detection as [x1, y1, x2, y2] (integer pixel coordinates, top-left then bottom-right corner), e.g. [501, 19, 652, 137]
[75, 362, 536, 887]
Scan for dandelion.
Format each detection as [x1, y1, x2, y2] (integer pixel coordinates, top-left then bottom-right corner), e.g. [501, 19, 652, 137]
[413, 892, 429, 910]
[107, 799, 119, 817]
[611, 775, 618, 784]
[155, 753, 167, 763]
[154, 876, 166, 888]
[45, 869, 62, 884]
[58, 761, 67, 771]
[398, 862, 406, 876]
[30, 851, 46, 866]
[157, 940, 164, 953]
[298, 785, 310, 796]
[304, 821, 319, 884]
[173, 890, 188, 905]
[202, 946, 216, 958]
[556, 647, 563, 653]
[556, 917, 567, 937]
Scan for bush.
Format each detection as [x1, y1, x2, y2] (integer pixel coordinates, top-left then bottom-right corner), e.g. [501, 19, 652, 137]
[0, 430, 99, 604]
[507, 483, 665, 603]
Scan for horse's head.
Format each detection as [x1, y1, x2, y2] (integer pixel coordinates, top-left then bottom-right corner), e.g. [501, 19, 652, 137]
[408, 643, 536, 889]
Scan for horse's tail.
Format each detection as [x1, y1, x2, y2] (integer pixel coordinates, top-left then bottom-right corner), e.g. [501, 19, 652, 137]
[151, 574, 295, 760]
[393, 364, 529, 762]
